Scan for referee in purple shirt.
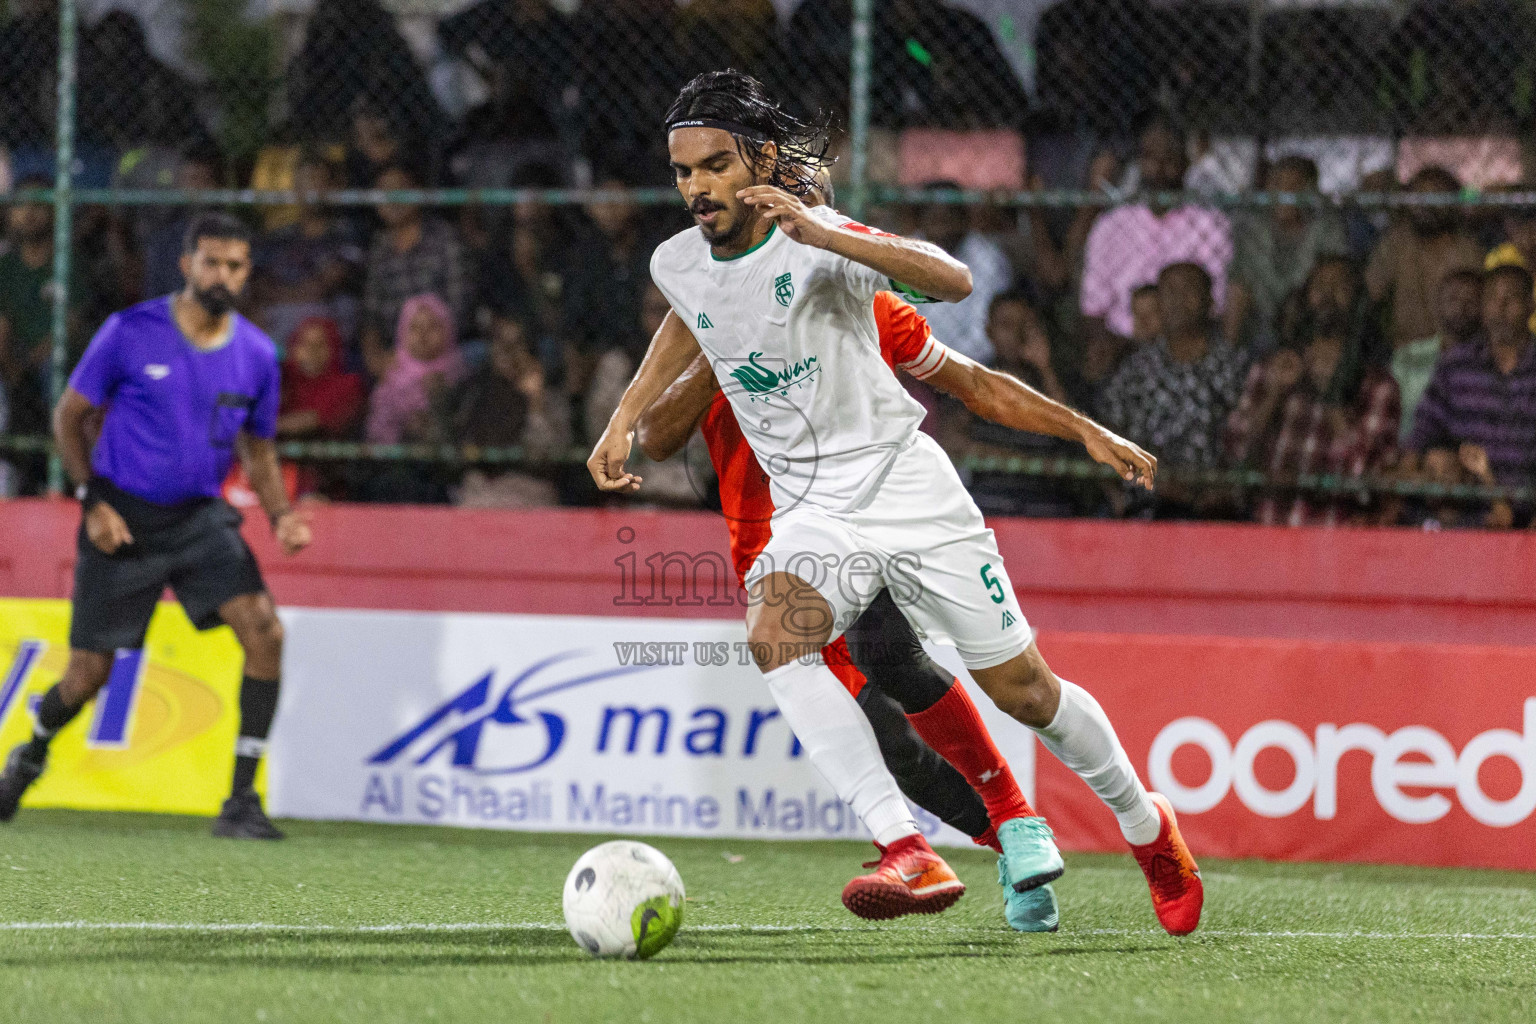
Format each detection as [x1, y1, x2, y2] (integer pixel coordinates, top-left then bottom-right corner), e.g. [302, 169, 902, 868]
[0, 213, 311, 839]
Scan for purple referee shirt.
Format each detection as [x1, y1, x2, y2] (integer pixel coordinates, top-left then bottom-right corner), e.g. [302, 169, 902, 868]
[68, 296, 280, 505]
[1408, 336, 1536, 486]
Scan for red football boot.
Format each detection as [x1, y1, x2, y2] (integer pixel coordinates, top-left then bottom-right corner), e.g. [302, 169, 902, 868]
[841, 835, 965, 921]
[1130, 793, 1203, 936]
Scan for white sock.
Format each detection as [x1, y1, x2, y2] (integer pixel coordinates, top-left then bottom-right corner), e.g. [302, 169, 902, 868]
[1033, 680, 1161, 846]
[762, 659, 919, 846]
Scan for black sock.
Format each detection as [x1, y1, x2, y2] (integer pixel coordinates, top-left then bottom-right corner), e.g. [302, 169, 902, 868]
[231, 675, 280, 796]
[24, 686, 82, 761]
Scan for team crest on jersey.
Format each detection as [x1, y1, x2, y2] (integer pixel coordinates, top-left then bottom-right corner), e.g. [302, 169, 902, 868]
[774, 271, 794, 307]
[727, 350, 820, 402]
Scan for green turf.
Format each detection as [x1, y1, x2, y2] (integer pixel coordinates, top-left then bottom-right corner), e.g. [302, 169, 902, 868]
[0, 811, 1532, 1023]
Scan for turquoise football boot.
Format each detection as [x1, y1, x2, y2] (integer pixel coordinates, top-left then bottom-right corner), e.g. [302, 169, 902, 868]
[996, 816, 1065, 892]
[1002, 869, 1060, 932]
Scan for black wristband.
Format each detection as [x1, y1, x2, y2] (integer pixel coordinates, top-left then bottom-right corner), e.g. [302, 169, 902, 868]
[76, 476, 104, 512]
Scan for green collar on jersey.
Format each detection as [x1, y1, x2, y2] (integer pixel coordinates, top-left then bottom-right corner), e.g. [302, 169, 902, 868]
[710, 222, 777, 262]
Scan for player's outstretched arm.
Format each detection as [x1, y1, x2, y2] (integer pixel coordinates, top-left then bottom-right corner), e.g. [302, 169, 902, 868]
[589, 307, 703, 492]
[925, 349, 1156, 490]
[237, 435, 312, 555]
[636, 346, 719, 463]
[738, 186, 972, 303]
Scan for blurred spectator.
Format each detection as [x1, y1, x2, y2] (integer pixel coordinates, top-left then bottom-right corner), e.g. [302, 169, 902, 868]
[0, 176, 90, 434]
[1408, 265, 1536, 489]
[914, 182, 1014, 364]
[0, 0, 58, 149]
[584, 279, 700, 505]
[944, 291, 1078, 518]
[1080, 119, 1232, 347]
[1391, 269, 1482, 442]
[586, 281, 671, 446]
[1130, 283, 1162, 343]
[342, 97, 427, 194]
[448, 62, 565, 191]
[365, 294, 466, 445]
[251, 156, 362, 349]
[872, 0, 1031, 129]
[1401, 445, 1514, 531]
[1097, 262, 1249, 473]
[1225, 271, 1399, 526]
[1483, 203, 1536, 332]
[277, 318, 366, 442]
[361, 165, 469, 377]
[562, 173, 666, 390]
[1226, 156, 1347, 350]
[571, 0, 691, 170]
[287, 0, 441, 159]
[438, 0, 575, 141]
[77, 11, 208, 154]
[1365, 166, 1483, 350]
[471, 165, 570, 375]
[141, 148, 221, 300]
[447, 315, 572, 508]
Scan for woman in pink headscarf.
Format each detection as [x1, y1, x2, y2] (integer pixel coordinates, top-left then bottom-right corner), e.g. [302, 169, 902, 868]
[364, 293, 466, 443]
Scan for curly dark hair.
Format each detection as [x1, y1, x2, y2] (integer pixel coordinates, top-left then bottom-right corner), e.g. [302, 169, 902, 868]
[664, 70, 833, 197]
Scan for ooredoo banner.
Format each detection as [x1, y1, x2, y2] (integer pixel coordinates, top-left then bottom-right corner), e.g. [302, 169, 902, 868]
[1034, 632, 1536, 870]
[268, 608, 1030, 849]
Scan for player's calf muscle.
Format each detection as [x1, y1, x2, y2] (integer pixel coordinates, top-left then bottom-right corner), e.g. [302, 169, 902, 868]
[971, 647, 1061, 727]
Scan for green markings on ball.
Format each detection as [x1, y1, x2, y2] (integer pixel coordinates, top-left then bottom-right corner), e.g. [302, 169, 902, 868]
[630, 895, 683, 959]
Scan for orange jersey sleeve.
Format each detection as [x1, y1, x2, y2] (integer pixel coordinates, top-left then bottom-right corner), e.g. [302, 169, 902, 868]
[873, 291, 950, 380]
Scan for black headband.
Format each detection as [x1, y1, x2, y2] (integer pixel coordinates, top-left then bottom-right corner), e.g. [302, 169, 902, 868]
[665, 117, 766, 142]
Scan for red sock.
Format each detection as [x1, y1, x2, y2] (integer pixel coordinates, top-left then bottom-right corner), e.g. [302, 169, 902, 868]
[906, 683, 1036, 829]
[973, 825, 1002, 854]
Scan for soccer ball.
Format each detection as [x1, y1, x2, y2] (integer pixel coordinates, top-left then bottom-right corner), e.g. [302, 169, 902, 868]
[562, 840, 686, 959]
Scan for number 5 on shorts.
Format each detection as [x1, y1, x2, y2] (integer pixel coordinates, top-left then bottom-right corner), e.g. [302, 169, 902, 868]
[980, 563, 1005, 604]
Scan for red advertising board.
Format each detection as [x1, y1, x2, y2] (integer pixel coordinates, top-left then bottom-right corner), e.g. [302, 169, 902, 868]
[1034, 631, 1536, 871]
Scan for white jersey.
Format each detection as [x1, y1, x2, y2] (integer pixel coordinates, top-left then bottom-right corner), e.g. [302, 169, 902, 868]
[650, 206, 936, 512]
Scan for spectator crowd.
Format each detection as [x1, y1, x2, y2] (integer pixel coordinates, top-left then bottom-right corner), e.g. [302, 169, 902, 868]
[0, 0, 1533, 530]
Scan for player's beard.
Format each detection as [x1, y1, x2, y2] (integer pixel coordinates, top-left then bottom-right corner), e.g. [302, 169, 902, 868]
[693, 199, 747, 248]
[192, 283, 237, 317]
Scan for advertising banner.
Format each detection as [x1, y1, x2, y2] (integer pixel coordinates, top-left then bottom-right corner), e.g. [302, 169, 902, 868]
[1034, 631, 1536, 871]
[268, 608, 1032, 849]
[0, 598, 249, 816]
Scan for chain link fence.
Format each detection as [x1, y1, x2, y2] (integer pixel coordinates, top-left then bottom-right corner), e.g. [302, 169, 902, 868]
[1, 1, 1533, 526]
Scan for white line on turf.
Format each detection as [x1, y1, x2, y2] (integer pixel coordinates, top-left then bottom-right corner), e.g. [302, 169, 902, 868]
[0, 922, 1532, 940]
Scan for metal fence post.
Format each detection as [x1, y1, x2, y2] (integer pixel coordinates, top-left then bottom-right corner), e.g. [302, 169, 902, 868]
[48, 0, 79, 493]
[848, 0, 873, 221]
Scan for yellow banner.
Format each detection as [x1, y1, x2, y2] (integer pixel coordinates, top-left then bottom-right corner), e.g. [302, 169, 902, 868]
[0, 598, 255, 816]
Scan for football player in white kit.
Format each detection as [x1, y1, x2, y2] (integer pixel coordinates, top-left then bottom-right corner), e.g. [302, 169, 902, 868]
[589, 71, 1203, 933]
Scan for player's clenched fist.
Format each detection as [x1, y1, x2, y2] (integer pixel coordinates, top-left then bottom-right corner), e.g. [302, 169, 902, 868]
[588, 426, 644, 492]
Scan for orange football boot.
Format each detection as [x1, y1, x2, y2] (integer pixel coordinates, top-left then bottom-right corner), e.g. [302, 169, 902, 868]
[1130, 793, 1204, 936]
[841, 835, 965, 920]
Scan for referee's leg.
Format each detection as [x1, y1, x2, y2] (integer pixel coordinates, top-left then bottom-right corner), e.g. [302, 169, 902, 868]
[212, 591, 286, 840]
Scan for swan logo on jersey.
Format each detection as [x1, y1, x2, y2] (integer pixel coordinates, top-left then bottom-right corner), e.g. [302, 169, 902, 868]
[727, 351, 821, 402]
[774, 271, 794, 306]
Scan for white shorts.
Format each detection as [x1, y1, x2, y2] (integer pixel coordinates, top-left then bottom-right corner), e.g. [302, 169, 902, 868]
[744, 432, 1032, 670]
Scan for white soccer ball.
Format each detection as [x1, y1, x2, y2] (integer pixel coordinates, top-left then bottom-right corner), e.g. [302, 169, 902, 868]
[562, 840, 686, 959]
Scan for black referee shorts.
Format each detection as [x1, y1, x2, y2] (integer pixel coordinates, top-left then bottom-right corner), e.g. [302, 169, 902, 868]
[69, 496, 267, 653]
